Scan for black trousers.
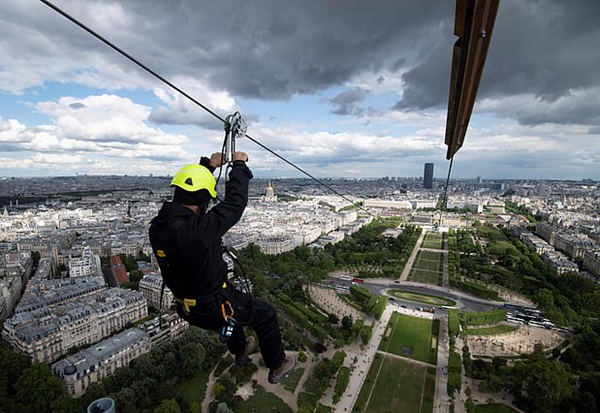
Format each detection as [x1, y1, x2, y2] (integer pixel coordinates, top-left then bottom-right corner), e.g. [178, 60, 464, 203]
[176, 286, 286, 370]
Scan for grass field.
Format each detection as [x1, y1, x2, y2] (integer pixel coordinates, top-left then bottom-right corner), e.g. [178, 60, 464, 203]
[232, 385, 293, 413]
[379, 312, 439, 365]
[176, 370, 210, 408]
[466, 325, 518, 336]
[298, 371, 323, 409]
[353, 354, 434, 413]
[281, 367, 304, 392]
[422, 233, 443, 249]
[418, 250, 443, 267]
[474, 403, 519, 413]
[388, 289, 456, 307]
[408, 250, 443, 285]
[409, 268, 440, 285]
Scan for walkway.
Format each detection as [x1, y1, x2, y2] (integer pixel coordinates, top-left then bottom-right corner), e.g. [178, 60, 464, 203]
[400, 229, 427, 282]
[333, 305, 395, 413]
[433, 315, 451, 413]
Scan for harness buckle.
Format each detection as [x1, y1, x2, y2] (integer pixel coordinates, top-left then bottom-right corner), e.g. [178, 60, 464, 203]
[176, 298, 197, 315]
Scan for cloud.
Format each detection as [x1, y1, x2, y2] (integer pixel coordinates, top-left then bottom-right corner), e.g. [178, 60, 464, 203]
[148, 78, 238, 129]
[327, 88, 374, 116]
[0, 0, 598, 179]
[0, 94, 194, 174]
[34, 94, 189, 145]
[393, 0, 600, 123]
[0, 0, 451, 99]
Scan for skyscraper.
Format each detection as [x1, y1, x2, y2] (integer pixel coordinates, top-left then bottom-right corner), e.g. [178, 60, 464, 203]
[423, 163, 434, 189]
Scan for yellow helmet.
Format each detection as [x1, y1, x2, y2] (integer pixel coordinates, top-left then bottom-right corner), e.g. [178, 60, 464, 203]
[171, 164, 217, 198]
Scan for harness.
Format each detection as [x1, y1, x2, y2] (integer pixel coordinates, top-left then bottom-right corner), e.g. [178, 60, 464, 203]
[155, 246, 250, 343]
[173, 281, 237, 342]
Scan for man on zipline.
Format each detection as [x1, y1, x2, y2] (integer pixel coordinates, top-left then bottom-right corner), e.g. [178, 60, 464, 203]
[149, 151, 294, 384]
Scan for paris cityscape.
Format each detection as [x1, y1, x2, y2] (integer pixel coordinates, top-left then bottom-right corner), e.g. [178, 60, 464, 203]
[1, 169, 599, 412]
[1, 0, 600, 412]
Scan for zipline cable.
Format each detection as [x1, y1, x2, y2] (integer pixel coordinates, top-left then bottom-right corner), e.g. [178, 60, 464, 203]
[39, 0, 374, 217]
[437, 156, 454, 226]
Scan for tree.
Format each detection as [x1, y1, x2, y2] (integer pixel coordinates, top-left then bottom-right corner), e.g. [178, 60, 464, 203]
[216, 402, 234, 413]
[111, 388, 137, 413]
[341, 315, 353, 331]
[178, 342, 206, 378]
[51, 395, 84, 413]
[15, 363, 64, 413]
[512, 349, 574, 412]
[153, 398, 181, 413]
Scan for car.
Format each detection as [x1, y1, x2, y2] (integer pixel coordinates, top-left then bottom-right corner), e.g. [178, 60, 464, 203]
[389, 297, 395, 301]
[400, 305, 407, 308]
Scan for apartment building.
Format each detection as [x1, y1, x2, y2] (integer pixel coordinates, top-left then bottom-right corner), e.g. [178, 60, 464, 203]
[256, 236, 295, 255]
[52, 327, 151, 397]
[2, 288, 147, 363]
[139, 271, 172, 310]
[68, 246, 101, 277]
[583, 250, 600, 279]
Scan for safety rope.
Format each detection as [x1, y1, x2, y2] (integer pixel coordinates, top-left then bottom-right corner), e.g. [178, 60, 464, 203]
[39, 0, 375, 218]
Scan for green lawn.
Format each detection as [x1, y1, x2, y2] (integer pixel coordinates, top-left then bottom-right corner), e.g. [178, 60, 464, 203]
[298, 371, 324, 409]
[475, 403, 519, 413]
[466, 325, 518, 336]
[408, 250, 443, 285]
[422, 233, 443, 249]
[379, 312, 439, 365]
[388, 289, 456, 307]
[354, 353, 384, 411]
[354, 354, 432, 413]
[233, 385, 293, 413]
[176, 370, 210, 408]
[419, 250, 443, 262]
[408, 268, 441, 285]
[281, 367, 304, 392]
[422, 367, 437, 413]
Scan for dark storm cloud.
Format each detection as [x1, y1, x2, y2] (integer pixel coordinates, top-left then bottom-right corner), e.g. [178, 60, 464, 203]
[328, 88, 371, 116]
[394, 0, 600, 125]
[3, 0, 599, 131]
[18, 0, 451, 99]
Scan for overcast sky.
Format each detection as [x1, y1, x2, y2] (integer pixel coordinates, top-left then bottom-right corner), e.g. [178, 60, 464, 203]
[1, 0, 599, 180]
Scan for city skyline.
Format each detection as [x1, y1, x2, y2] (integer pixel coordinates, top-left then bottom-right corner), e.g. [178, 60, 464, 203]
[0, 0, 599, 180]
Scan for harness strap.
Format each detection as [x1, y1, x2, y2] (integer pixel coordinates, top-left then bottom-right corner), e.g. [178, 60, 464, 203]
[175, 297, 198, 315]
[175, 282, 230, 318]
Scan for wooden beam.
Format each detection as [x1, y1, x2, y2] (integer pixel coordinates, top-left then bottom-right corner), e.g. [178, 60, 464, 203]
[445, 0, 500, 159]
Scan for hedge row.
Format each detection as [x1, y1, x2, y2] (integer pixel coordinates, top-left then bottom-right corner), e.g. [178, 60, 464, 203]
[462, 309, 507, 326]
[448, 309, 460, 338]
[333, 366, 351, 404]
[449, 279, 500, 301]
[447, 349, 462, 396]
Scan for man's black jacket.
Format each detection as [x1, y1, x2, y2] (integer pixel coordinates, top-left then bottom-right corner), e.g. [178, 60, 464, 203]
[149, 161, 253, 299]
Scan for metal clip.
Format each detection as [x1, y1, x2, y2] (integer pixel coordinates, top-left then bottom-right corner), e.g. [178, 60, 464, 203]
[224, 112, 247, 163]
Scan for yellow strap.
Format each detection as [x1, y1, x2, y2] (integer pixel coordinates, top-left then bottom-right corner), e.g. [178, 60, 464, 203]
[176, 298, 196, 314]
